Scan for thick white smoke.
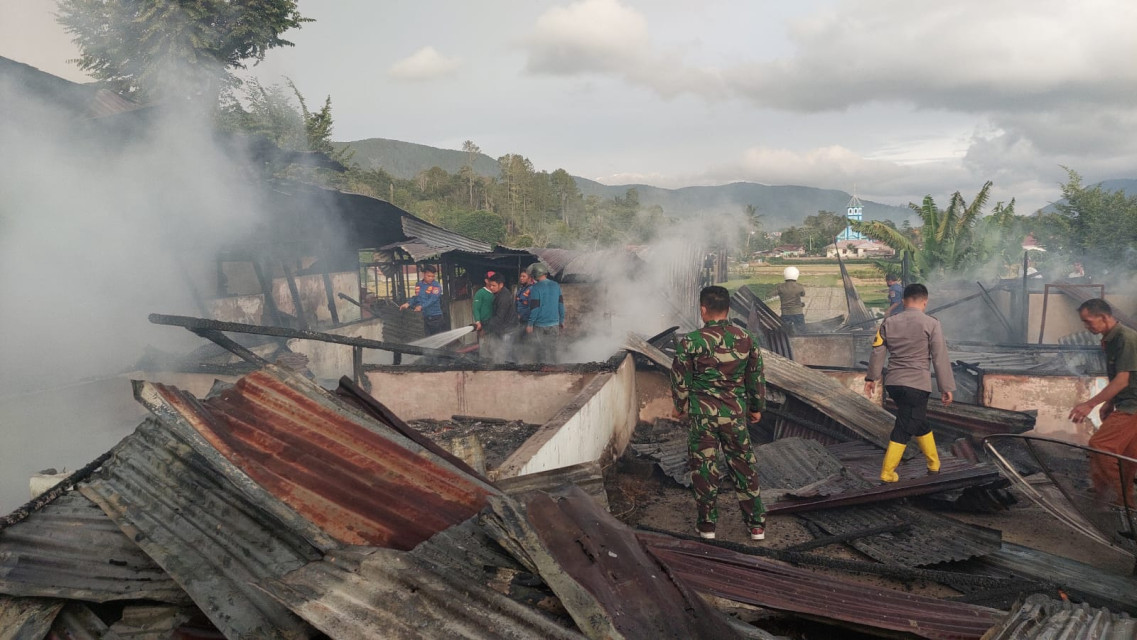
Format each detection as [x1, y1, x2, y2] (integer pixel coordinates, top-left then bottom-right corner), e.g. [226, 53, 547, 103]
[0, 67, 269, 512]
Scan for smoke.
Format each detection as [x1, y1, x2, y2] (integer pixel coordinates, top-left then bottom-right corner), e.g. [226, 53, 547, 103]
[0, 81, 268, 392]
[560, 213, 746, 363]
[0, 64, 275, 512]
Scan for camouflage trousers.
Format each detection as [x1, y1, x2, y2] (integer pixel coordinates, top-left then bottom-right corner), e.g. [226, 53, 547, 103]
[688, 415, 765, 526]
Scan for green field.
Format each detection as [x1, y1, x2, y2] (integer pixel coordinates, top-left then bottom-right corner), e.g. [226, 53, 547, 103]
[723, 263, 890, 309]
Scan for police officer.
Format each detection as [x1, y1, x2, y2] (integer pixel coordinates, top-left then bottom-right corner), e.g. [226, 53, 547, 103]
[670, 285, 767, 541]
[864, 283, 955, 482]
[399, 265, 446, 336]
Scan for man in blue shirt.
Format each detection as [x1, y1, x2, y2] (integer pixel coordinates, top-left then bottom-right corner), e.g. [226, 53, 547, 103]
[399, 265, 446, 335]
[525, 262, 565, 362]
[885, 274, 905, 316]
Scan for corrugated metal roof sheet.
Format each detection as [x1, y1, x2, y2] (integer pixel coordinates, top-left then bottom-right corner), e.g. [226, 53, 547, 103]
[0, 596, 63, 640]
[377, 240, 445, 261]
[801, 504, 1002, 566]
[641, 534, 1004, 640]
[79, 418, 320, 640]
[972, 543, 1137, 615]
[482, 487, 740, 640]
[134, 367, 495, 550]
[260, 545, 587, 640]
[525, 248, 576, 277]
[985, 594, 1137, 639]
[763, 351, 895, 448]
[402, 216, 493, 254]
[0, 490, 188, 603]
[47, 602, 117, 640]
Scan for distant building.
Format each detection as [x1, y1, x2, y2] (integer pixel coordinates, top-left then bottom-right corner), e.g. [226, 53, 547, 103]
[825, 239, 895, 259]
[836, 194, 866, 241]
[771, 245, 806, 258]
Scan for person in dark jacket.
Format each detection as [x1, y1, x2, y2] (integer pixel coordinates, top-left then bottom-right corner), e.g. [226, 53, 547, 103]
[482, 273, 518, 362]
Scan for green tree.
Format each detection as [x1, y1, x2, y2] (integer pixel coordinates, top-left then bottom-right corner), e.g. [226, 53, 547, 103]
[1055, 169, 1137, 268]
[57, 0, 311, 101]
[852, 181, 1023, 279]
[447, 210, 507, 246]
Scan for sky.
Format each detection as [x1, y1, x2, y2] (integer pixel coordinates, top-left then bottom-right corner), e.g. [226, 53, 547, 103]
[4, 0, 1137, 215]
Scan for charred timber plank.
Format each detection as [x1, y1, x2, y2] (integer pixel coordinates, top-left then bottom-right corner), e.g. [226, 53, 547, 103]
[191, 328, 270, 366]
[152, 314, 466, 360]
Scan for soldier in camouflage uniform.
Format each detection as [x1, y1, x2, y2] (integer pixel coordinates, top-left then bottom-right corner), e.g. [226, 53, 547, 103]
[670, 285, 767, 541]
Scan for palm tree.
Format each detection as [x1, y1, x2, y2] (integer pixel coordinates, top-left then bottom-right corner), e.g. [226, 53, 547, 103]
[852, 182, 1019, 280]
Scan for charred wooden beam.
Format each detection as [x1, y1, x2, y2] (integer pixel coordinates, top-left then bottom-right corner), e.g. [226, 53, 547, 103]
[150, 313, 469, 360]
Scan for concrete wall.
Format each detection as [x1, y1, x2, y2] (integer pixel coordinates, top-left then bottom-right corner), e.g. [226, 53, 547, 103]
[981, 373, 1107, 444]
[495, 355, 638, 479]
[209, 271, 361, 327]
[362, 368, 593, 423]
[273, 272, 362, 326]
[285, 318, 388, 382]
[790, 334, 860, 368]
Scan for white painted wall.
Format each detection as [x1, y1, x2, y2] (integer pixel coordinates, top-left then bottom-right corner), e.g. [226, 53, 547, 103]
[496, 354, 638, 479]
[363, 369, 593, 423]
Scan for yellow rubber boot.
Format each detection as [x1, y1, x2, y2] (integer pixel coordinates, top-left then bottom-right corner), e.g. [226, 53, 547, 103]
[915, 432, 940, 473]
[880, 441, 906, 483]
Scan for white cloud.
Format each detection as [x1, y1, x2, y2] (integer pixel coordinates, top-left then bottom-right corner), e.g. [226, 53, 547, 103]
[388, 46, 461, 81]
[524, 0, 724, 98]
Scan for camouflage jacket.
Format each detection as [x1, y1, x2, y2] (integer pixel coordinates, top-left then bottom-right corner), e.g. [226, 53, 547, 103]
[670, 320, 766, 417]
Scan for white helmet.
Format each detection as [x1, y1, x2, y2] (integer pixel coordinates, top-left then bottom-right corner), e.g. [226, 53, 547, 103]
[784, 266, 800, 281]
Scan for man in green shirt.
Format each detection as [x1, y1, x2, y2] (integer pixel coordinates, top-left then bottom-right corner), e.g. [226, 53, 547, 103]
[472, 270, 495, 332]
[1069, 298, 1137, 506]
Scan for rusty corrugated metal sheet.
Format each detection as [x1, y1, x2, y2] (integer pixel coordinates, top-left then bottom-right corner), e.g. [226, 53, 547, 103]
[135, 367, 495, 550]
[641, 534, 1003, 640]
[0, 491, 188, 603]
[482, 486, 740, 640]
[800, 504, 1001, 566]
[260, 545, 586, 640]
[0, 596, 63, 640]
[80, 418, 320, 640]
[984, 594, 1137, 639]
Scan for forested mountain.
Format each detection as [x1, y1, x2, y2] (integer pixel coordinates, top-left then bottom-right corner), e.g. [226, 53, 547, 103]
[335, 137, 910, 228]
